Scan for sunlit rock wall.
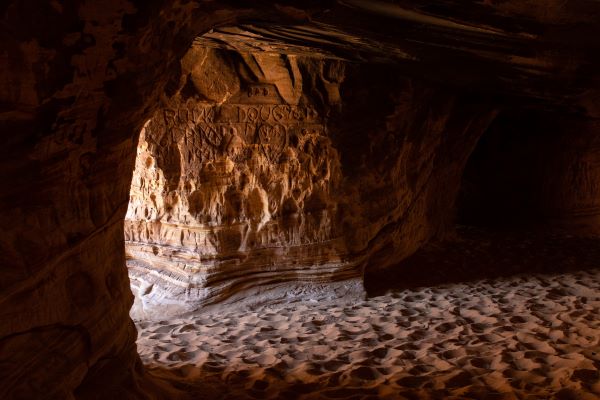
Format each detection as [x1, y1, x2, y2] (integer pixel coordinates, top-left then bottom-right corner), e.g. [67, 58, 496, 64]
[125, 49, 355, 317]
[125, 47, 498, 317]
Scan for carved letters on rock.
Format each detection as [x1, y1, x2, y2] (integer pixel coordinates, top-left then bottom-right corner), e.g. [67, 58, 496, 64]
[124, 52, 359, 318]
[124, 48, 500, 319]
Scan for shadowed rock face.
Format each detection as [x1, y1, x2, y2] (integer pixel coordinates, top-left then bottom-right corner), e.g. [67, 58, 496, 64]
[1, 0, 599, 398]
[460, 111, 600, 232]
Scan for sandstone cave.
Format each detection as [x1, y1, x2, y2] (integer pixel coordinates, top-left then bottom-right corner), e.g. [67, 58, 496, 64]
[2, 1, 600, 399]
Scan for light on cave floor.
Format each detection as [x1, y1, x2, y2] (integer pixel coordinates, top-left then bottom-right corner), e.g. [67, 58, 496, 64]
[136, 268, 600, 399]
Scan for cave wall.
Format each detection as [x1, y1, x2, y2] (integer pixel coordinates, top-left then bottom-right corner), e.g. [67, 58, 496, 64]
[0, 2, 328, 399]
[125, 49, 357, 316]
[125, 45, 499, 316]
[1, 0, 599, 398]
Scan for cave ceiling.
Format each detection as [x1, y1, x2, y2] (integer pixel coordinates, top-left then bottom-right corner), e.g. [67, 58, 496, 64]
[195, 0, 600, 109]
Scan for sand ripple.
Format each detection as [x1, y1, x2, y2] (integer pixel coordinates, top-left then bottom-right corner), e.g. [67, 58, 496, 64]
[137, 268, 600, 399]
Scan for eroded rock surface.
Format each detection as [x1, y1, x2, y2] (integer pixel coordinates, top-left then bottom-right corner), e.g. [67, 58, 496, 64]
[125, 45, 499, 317]
[0, 2, 331, 399]
[126, 49, 357, 317]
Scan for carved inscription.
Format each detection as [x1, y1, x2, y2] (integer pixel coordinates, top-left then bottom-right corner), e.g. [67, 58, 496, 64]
[197, 123, 225, 148]
[164, 106, 215, 127]
[258, 124, 287, 163]
[161, 99, 326, 165]
[248, 86, 270, 97]
[237, 105, 318, 124]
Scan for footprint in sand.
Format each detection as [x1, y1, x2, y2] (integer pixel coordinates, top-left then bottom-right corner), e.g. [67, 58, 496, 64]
[135, 268, 600, 400]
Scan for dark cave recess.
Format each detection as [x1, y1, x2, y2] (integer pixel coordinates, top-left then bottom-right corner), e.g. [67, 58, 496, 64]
[459, 109, 600, 233]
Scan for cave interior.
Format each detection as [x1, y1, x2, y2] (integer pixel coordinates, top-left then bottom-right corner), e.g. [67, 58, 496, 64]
[2, 1, 600, 399]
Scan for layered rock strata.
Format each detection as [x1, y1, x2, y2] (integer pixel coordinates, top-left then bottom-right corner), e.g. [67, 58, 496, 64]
[125, 46, 499, 317]
[0, 3, 332, 399]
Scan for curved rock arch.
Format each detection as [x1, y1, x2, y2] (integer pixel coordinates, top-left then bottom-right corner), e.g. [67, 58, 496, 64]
[0, 2, 328, 399]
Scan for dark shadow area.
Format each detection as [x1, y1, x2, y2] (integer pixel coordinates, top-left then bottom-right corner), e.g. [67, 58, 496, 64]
[457, 109, 560, 229]
[366, 225, 600, 296]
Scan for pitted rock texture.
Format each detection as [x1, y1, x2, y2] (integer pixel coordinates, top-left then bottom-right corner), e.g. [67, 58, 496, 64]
[126, 49, 357, 317]
[0, 2, 333, 399]
[125, 46, 500, 317]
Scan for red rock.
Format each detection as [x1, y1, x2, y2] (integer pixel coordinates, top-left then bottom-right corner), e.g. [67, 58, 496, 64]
[0, 0, 598, 398]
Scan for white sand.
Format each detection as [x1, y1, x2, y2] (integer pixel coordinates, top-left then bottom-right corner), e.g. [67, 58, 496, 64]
[136, 268, 600, 399]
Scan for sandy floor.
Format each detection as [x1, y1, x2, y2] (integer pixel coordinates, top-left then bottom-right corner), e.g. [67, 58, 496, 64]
[137, 264, 600, 400]
[136, 227, 600, 399]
